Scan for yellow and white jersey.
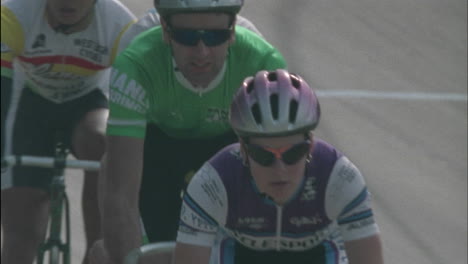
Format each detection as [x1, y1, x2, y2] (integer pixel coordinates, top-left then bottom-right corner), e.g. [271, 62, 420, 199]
[1, 0, 135, 103]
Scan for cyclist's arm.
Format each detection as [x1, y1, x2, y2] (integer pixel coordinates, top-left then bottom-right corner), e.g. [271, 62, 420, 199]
[1, 43, 14, 89]
[1, 5, 24, 87]
[101, 61, 150, 263]
[173, 243, 211, 264]
[325, 156, 383, 263]
[174, 163, 227, 264]
[344, 234, 384, 264]
[101, 135, 144, 263]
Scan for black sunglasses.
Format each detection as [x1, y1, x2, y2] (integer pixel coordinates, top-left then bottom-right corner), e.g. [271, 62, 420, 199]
[166, 26, 233, 47]
[245, 140, 311, 167]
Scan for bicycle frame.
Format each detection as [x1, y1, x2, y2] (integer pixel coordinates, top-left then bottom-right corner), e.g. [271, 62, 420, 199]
[37, 139, 70, 264]
[2, 149, 100, 264]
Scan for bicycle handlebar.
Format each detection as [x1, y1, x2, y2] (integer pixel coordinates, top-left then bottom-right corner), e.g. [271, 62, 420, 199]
[1, 155, 101, 171]
[124, 242, 175, 264]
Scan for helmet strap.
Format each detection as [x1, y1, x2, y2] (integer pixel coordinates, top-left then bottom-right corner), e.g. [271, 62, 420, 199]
[239, 139, 250, 167]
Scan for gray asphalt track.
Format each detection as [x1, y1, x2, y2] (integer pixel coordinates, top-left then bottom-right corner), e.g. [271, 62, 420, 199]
[62, 0, 467, 263]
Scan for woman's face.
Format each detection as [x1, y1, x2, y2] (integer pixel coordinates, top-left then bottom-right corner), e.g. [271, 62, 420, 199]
[243, 133, 313, 205]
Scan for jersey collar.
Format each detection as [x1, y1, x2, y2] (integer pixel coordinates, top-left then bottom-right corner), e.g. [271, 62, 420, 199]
[172, 58, 226, 96]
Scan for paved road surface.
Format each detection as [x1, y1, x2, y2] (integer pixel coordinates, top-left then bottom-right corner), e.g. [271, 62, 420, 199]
[33, 0, 468, 263]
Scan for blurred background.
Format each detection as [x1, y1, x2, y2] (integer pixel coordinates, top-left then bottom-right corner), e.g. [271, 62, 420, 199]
[54, 0, 467, 263]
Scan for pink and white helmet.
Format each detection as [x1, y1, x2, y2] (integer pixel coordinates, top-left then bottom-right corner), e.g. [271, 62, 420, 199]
[230, 69, 320, 137]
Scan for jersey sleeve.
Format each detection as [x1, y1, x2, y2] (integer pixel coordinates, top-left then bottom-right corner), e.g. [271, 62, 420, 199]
[117, 8, 160, 54]
[235, 15, 263, 37]
[99, 0, 136, 65]
[176, 163, 228, 247]
[259, 45, 287, 72]
[1, 5, 24, 80]
[106, 54, 150, 138]
[109, 20, 135, 64]
[324, 156, 380, 241]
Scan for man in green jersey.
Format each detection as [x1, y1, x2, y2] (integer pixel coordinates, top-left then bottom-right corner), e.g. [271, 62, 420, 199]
[94, 0, 286, 263]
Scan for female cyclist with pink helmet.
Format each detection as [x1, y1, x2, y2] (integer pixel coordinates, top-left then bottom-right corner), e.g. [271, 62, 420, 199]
[173, 69, 384, 264]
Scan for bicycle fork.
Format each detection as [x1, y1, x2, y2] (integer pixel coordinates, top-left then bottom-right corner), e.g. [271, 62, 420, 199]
[37, 174, 71, 264]
[37, 137, 71, 264]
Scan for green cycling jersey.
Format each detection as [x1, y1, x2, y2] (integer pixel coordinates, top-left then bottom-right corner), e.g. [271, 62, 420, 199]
[107, 26, 286, 139]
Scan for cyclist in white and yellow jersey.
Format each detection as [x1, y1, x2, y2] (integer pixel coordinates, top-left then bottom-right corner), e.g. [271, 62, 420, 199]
[0, 0, 135, 263]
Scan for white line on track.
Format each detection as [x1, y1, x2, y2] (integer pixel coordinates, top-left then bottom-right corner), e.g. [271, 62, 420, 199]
[317, 90, 468, 102]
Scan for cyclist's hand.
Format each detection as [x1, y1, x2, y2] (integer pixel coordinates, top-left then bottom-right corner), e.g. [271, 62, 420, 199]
[89, 239, 115, 264]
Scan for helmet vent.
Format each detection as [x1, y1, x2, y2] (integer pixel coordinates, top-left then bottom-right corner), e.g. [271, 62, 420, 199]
[267, 72, 277, 82]
[270, 94, 279, 120]
[246, 80, 255, 94]
[290, 74, 301, 89]
[289, 99, 298, 123]
[251, 103, 262, 124]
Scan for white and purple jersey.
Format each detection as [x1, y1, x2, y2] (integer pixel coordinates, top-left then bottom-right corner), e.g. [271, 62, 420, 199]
[176, 139, 380, 264]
